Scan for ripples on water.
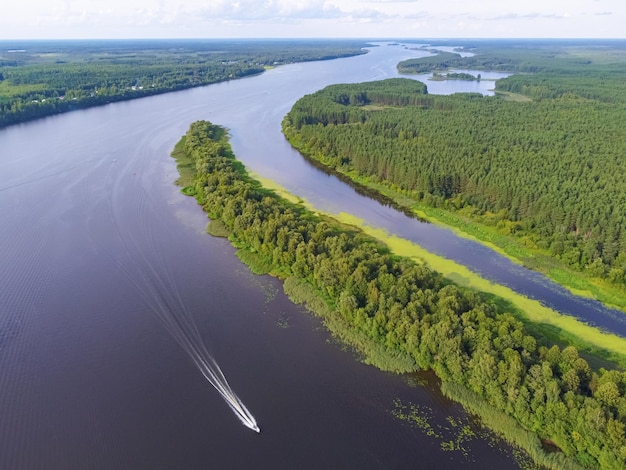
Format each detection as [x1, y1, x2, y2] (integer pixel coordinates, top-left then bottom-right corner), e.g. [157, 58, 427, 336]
[0, 42, 568, 469]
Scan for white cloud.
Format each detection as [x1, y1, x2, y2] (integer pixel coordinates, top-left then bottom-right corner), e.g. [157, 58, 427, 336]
[194, 0, 345, 21]
[0, 0, 623, 39]
[490, 12, 567, 21]
[364, 0, 423, 3]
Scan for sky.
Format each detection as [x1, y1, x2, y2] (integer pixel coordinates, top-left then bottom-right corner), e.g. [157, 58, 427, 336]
[1, 0, 623, 40]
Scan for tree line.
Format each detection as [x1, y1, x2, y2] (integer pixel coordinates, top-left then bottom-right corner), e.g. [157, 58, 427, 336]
[0, 39, 368, 128]
[282, 75, 626, 287]
[396, 39, 626, 75]
[176, 120, 626, 469]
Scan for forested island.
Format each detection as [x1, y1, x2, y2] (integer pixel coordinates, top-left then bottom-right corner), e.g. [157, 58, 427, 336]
[0, 39, 367, 128]
[431, 72, 480, 81]
[282, 40, 626, 316]
[175, 120, 625, 469]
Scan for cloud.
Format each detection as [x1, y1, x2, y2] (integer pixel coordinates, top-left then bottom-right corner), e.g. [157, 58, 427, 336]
[490, 12, 566, 21]
[194, 0, 344, 21]
[403, 11, 432, 20]
[364, 0, 422, 3]
[347, 8, 392, 20]
[190, 0, 395, 26]
[1, 0, 623, 39]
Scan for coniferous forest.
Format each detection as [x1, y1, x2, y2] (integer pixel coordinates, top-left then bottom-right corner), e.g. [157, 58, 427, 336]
[282, 43, 626, 296]
[177, 120, 626, 470]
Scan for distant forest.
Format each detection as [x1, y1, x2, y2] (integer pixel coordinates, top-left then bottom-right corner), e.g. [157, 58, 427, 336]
[283, 42, 626, 290]
[0, 39, 368, 128]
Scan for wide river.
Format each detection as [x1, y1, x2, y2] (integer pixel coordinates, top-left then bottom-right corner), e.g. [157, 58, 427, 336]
[0, 42, 620, 469]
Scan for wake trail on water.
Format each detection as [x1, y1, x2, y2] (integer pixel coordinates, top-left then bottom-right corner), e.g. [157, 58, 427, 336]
[102, 185, 259, 433]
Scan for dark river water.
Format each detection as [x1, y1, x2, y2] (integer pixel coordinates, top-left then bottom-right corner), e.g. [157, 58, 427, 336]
[0, 42, 618, 469]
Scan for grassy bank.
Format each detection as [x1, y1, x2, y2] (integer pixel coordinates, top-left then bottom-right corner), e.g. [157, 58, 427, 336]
[281, 70, 626, 319]
[249, 172, 626, 369]
[172, 120, 626, 469]
[335, 211, 626, 368]
[440, 382, 585, 470]
[321, 161, 626, 317]
[283, 276, 418, 372]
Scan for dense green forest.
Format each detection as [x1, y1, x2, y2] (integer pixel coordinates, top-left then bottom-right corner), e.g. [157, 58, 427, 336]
[176, 120, 625, 469]
[0, 39, 367, 128]
[397, 39, 626, 75]
[282, 46, 626, 294]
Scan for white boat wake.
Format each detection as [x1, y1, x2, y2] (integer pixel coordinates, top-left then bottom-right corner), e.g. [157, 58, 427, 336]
[112, 244, 260, 432]
[103, 188, 259, 433]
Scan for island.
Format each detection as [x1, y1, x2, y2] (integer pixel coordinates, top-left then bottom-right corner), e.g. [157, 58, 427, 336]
[173, 118, 626, 470]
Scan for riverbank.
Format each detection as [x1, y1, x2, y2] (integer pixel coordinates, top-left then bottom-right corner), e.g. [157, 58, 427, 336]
[0, 68, 264, 129]
[253, 171, 626, 370]
[349, 170, 626, 315]
[280, 70, 626, 324]
[0, 39, 369, 129]
[173, 120, 625, 469]
[281, 127, 626, 354]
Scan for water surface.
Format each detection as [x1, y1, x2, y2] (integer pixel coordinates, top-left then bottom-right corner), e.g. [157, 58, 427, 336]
[0, 41, 610, 469]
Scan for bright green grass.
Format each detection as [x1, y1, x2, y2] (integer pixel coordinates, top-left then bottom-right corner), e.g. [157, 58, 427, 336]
[170, 137, 197, 188]
[335, 211, 626, 366]
[494, 90, 533, 102]
[0, 81, 46, 97]
[206, 219, 231, 238]
[339, 169, 626, 314]
[249, 172, 307, 206]
[250, 175, 626, 367]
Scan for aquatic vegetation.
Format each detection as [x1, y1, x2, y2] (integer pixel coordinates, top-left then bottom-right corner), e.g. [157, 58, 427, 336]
[174, 119, 626, 468]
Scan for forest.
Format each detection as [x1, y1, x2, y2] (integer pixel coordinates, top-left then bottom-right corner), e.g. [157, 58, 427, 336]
[282, 43, 626, 299]
[397, 39, 626, 75]
[0, 39, 367, 128]
[176, 120, 625, 469]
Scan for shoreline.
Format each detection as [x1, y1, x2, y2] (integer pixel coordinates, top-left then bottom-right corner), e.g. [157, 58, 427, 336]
[171, 120, 623, 469]
[253, 171, 626, 370]
[281, 129, 626, 353]
[0, 45, 368, 130]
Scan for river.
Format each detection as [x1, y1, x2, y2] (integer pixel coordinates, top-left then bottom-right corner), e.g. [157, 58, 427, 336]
[0, 41, 613, 469]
